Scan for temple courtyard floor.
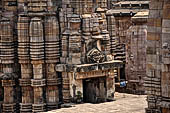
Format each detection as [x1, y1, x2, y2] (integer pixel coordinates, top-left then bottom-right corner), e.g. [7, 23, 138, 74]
[44, 92, 147, 113]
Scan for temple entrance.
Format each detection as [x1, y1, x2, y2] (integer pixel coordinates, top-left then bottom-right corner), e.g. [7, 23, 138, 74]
[83, 77, 107, 103]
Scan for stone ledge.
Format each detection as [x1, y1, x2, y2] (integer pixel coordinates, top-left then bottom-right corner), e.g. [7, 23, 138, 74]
[55, 60, 123, 72]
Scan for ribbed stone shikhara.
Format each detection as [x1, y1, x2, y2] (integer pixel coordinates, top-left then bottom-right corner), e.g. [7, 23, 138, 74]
[18, 14, 33, 113]
[126, 12, 148, 94]
[0, 16, 19, 113]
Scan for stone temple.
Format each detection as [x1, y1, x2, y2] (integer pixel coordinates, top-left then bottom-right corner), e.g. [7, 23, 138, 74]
[0, 0, 170, 113]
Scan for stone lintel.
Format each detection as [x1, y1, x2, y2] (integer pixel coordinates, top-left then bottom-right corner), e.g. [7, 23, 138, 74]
[55, 60, 123, 72]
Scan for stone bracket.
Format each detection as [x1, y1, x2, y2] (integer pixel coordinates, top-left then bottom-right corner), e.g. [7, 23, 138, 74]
[31, 79, 46, 87]
[2, 80, 15, 87]
[19, 79, 31, 86]
[46, 79, 59, 86]
[20, 103, 32, 112]
[2, 103, 16, 112]
[46, 102, 58, 111]
[32, 104, 46, 112]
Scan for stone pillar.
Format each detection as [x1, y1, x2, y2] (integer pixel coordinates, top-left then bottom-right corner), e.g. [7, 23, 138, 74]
[69, 72, 83, 102]
[2, 79, 16, 113]
[62, 72, 71, 103]
[45, 64, 59, 110]
[106, 70, 115, 100]
[31, 63, 46, 112]
[19, 64, 33, 113]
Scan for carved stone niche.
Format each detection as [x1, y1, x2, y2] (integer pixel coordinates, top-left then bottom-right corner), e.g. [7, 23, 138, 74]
[85, 34, 106, 63]
[162, 42, 170, 64]
[87, 48, 105, 63]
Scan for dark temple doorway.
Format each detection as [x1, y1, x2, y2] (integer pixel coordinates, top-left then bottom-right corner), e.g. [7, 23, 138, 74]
[83, 77, 107, 103]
